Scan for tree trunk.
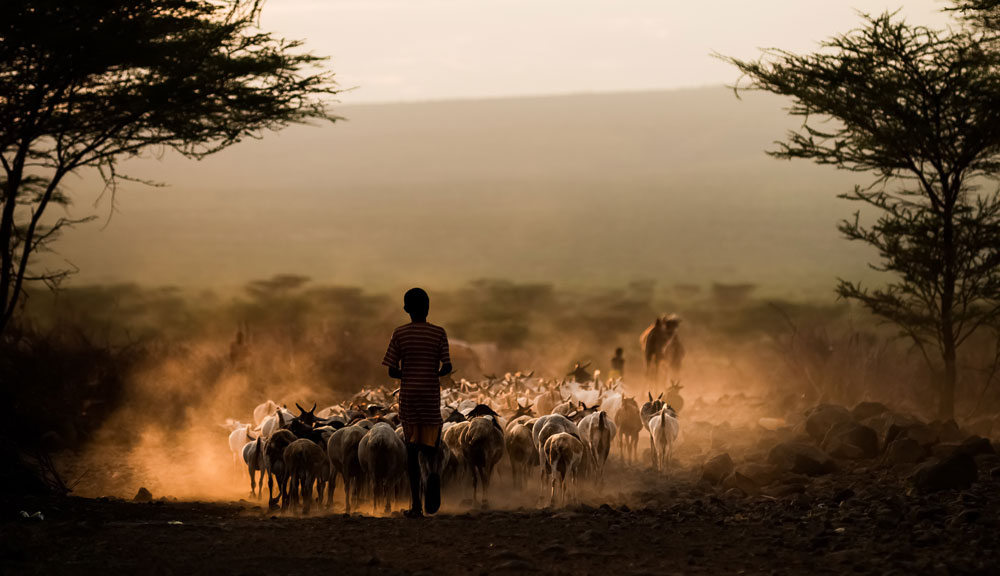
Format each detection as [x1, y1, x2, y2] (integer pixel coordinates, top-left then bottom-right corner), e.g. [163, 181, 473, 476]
[0, 171, 22, 335]
[938, 177, 958, 421]
[940, 340, 957, 420]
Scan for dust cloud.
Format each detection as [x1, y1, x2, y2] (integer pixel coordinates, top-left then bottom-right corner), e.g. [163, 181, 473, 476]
[32, 277, 995, 505]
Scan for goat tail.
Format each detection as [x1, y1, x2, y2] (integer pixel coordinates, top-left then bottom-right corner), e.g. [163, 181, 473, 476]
[599, 411, 606, 431]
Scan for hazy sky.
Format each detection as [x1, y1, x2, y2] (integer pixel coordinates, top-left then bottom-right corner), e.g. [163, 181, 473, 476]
[260, 0, 954, 104]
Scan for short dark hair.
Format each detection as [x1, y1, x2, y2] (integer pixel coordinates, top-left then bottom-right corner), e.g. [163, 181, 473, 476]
[404, 287, 430, 316]
[615, 347, 623, 356]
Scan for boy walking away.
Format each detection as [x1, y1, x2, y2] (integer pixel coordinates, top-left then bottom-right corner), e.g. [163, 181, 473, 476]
[382, 288, 452, 518]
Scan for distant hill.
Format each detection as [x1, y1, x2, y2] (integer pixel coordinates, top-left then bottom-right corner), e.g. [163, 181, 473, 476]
[52, 86, 877, 297]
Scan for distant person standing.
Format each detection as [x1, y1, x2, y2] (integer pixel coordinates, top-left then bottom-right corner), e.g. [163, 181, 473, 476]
[609, 347, 625, 380]
[382, 287, 452, 518]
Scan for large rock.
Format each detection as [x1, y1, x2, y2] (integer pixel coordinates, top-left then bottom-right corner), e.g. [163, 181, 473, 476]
[911, 452, 977, 493]
[885, 422, 939, 451]
[722, 471, 760, 496]
[928, 420, 965, 443]
[805, 404, 854, 443]
[883, 437, 927, 466]
[962, 416, 996, 440]
[821, 421, 880, 460]
[932, 436, 998, 459]
[739, 463, 783, 486]
[851, 401, 890, 422]
[768, 442, 837, 476]
[862, 411, 922, 444]
[701, 453, 735, 485]
[959, 435, 995, 456]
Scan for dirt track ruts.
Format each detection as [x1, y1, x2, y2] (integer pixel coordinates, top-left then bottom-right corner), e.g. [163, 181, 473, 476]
[3, 466, 998, 576]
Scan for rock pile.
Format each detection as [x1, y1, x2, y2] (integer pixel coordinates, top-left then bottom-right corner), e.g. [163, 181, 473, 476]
[690, 400, 996, 498]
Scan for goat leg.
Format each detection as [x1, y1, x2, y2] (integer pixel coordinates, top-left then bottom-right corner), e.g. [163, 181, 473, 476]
[471, 467, 479, 505]
[302, 475, 314, 515]
[344, 476, 352, 515]
[649, 433, 658, 471]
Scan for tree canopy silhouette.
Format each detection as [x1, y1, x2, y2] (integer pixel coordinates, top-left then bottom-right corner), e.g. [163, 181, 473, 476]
[722, 12, 1000, 419]
[953, 0, 1000, 30]
[0, 0, 340, 333]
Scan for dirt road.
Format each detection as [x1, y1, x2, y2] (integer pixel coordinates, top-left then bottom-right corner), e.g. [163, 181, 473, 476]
[2, 465, 997, 576]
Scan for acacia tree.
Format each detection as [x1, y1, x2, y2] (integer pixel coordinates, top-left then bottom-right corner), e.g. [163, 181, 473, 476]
[723, 13, 1000, 419]
[953, 0, 1000, 30]
[0, 0, 339, 334]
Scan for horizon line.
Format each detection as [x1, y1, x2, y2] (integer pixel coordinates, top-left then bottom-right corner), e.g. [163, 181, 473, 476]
[332, 83, 734, 108]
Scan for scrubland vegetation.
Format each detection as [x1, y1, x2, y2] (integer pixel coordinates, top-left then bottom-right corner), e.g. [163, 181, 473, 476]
[3, 276, 997, 497]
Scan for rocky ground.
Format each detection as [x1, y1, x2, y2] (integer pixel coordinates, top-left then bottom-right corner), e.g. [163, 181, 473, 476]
[3, 400, 999, 575]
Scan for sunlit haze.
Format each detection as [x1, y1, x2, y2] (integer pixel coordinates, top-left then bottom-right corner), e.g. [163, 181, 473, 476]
[50, 2, 959, 292]
[260, 0, 952, 103]
[9, 3, 1000, 566]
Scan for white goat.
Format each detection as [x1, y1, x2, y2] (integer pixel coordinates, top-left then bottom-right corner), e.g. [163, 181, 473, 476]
[648, 406, 680, 473]
[461, 414, 505, 508]
[228, 422, 254, 478]
[640, 393, 665, 469]
[566, 383, 601, 408]
[327, 425, 368, 514]
[242, 435, 265, 500]
[259, 407, 294, 439]
[543, 432, 585, 506]
[532, 414, 579, 491]
[283, 438, 327, 515]
[358, 422, 407, 515]
[264, 429, 297, 510]
[599, 391, 623, 422]
[615, 397, 643, 464]
[253, 400, 279, 426]
[577, 411, 617, 485]
[316, 404, 346, 419]
[505, 423, 537, 490]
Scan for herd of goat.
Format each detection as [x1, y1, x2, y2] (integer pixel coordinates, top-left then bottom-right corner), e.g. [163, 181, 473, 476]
[226, 372, 683, 514]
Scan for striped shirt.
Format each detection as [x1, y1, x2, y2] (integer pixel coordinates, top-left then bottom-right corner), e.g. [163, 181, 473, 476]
[382, 322, 450, 426]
